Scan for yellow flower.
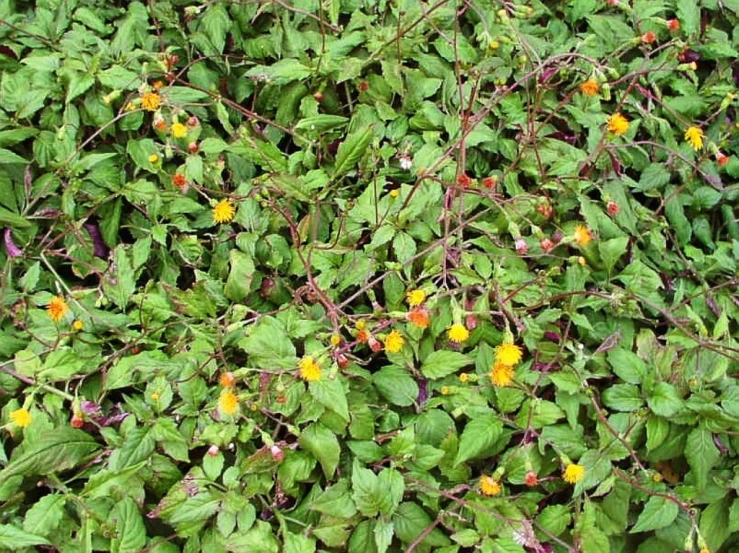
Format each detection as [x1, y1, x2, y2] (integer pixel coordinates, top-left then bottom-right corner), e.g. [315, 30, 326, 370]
[574, 225, 593, 247]
[48, 296, 69, 322]
[148, 154, 159, 163]
[171, 122, 188, 139]
[330, 334, 341, 346]
[489, 362, 515, 387]
[406, 289, 426, 307]
[218, 390, 239, 415]
[384, 330, 405, 353]
[479, 475, 501, 496]
[447, 323, 470, 343]
[389, 189, 400, 198]
[441, 386, 450, 395]
[213, 199, 236, 224]
[298, 356, 322, 382]
[579, 80, 599, 96]
[141, 91, 161, 111]
[10, 408, 32, 428]
[150, 392, 160, 401]
[607, 113, 629, 136]
[355, 320, 366, 330]
[699, 548, 710, 553]
[495, 343, 523, 367]
[124, 102, 137, 112]
[72, 320, 84, 331]
[459, 373, 469, 383]
[563, 463, 585, 484]
[684, 126, 703, 151]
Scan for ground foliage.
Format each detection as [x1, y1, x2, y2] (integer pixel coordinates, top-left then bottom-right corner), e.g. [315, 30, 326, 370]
[1, 0, 739, 551]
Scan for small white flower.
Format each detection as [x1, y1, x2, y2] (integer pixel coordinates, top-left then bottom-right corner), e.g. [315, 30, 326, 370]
[399, 155, 413, 171]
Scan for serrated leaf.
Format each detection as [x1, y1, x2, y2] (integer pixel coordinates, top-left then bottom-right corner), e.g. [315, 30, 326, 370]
[421, 350, 473, 379]
[630, 496, 678, 533]
[454, 416, 503, 466]
[299, 424, 340, 479]
[685, 427, 720, 489]
[0, 524, 50, 549]
[334, 127, 374, 176]
[310, 378, 350, 422]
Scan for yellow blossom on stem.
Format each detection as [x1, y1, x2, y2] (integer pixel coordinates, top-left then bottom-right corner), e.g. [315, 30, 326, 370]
[684, 126, 704, 151]
[298, 356, 322, 382]
[479, 475, 501, 496]
[490, 362, 515, 387]
[330, 334, 341, 347]
[72, 320, 84, 331]
[574, 225, 593, 247]
[171, 122, 188, 138]
[607, 113, 629, 136]
[148, 154, 159, 163]
[406, 289, 426, 307]
[384, 330, 405, 353]
[141, 91, 161, 111]
[213, 199, 236, 224]
[218, 390, 239, 415]
[447, 323, 470, 343]
[495, 343, 523, 367]
[10, 408, 32, 428]
[563, 463, 585, 484]
[459, 373, 469, 383]
[48, 296, 69, 322]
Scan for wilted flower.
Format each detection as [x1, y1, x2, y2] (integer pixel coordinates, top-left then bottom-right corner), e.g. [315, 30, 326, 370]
[4, 228, 22, 258]
[399, 154, 413, 171]
[515, 239, 528, 255]
[579, 80, 599, 96]
[407, 307, 430, 329]
[606, 200, 620, 216]
[220, 372, 236, 387]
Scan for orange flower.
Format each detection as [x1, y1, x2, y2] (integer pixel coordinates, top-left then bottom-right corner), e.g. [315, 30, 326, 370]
[406, 307, 430, 329]
[579, 80, 599, 96]
[667, 19, 680, 32]
[172, 174, 187, 188]
[479, 475, 501, 496]
[48, 296, 69, 322]
[574, 225, 593, 247]
[356, 328, 370, 343]
[490, 362, 514, 387]
[641, 31, 656, 44]
[219, 372, 236, 387]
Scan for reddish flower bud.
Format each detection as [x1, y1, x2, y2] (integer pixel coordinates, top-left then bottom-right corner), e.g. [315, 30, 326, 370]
[540, 238, 554, 253]
[536, 203, 553, 218]
[368, 335, 382, 352]
[641, 31, 656, 44]
[337, 354, 350, 369]
[207, 445, 220, 456]
[358, 81, 369, 92]
[456, 173, 472, 188]
[313, 92, 324, 102]
[667, 19, 680, 32]
[607, 200, 620, 216]
[482, 176, 497, 189]
[716, 152, 729, 167]
[270, 445, 284, 462]
[515, 239, 528, 255]
[188, 141, 199, 154]
[186, 116, 200, 127]
[71, 414, 84, 428]
[524, 471, 539, 487]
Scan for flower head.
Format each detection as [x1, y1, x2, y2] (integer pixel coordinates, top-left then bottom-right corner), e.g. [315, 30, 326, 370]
[72, 320, 84, 331]
[330, 334, 341, 347]
[684, 126, 704, 151]
[667, 19, 680, 32]
[298, 356, 321, 382]
[641, 31, 656, 44]
[384, 330, 405, 353]
[574, 225, 593, 247]
[524, 470, 538, 487]
[563, 463, 585, 484]
[459, 373, 469, 383]
[495, 343, 523, 366]
[172, 174, 187, 188]
[606, 200, 620, 216]
[218, 390, 239, 415]
[716, 152, 729, 167]
[10, 408, 32, 428]
[579, 80, 599, 96]
[479, 475, 501, 496]
[141, 92, 161, 111]
[490, 362, 515, 387]
[213, 199, 236, 224]
[607, 113, 629, 136]
[447, 323, 470, 343]
[406, 289, 426, 307]
[356, 328, 370, 344]
[48, 296, 69, 322]
[148, 154, 159, 163]
[171, 122, 187, 139]
[220, 372, 236, 387]
[407, 307, 430, 329]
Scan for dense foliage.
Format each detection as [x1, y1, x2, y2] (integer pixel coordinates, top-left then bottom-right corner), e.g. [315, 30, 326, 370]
[1, 0, 739, 551]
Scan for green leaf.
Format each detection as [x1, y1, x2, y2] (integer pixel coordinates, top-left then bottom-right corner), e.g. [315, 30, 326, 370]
[310, 378, 350, 422]
[676, 0, 700, 36]
[103, 246, 136, 309]
[372, 366, 419, 407]
[699, 497, 731, 552]
[685, 427, 720, 489]
[630, 496, 679, 533]
[109, 427, 156, 471]
[646, 382, 682, 417]
[421, 351, 473, 379]
[239, 317, 297, 370]
[393, 502, 450, 547]
[111, 497, 147, 553]
[284, 532, 316, 553]
[224, 250, 255, 301]
[22, 494, 65, 537]
[374, 519, 393, 553]
[0, 524, 50, 549]
[602, 384, 644, 411]
[0, 429, 99, 484]
[334, 126, 374, 177]
[454, 416, 503, 466]
[0, 148, 29, 164]
[299, 424, 340, 479]
[598, 236, 629, 273]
